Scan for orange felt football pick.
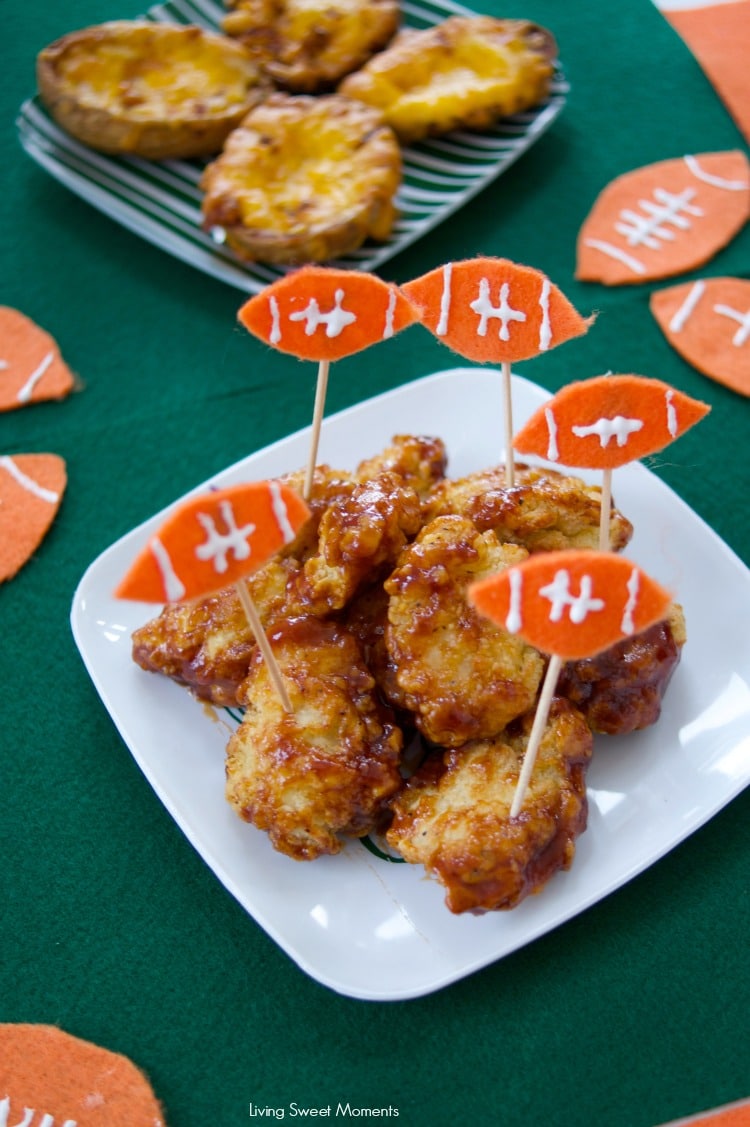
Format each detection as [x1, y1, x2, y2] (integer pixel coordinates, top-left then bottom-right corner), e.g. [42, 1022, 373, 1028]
[513, 374, 711, 470]
[514, 374, 710, 550]
[238, 266, 418, 362]
[116, 479, 310, 711]
[469, 549, 672, 814]
[401, 257, 594, 365]
[650, 276, 750, 397]
[0, 453, 67, 582]
[576, 151, 750, 285]
[402, 256, 594, 488]
[0, 1023, 165, 1126]
[239, 266, 418, 497]
[0, 306, 77, 412]
[653, 1095, 750, 1127]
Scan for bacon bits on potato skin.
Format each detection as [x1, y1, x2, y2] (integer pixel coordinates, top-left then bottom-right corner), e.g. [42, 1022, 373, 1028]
[338, 16, 557, 144]
[386, 698, 593, 914]
[226, 618, 403, 860]
[200, 92, 401, 266]
[37, 20, 270, 159]
[384, 516, 544, 746]
[222, 0, 400, 93]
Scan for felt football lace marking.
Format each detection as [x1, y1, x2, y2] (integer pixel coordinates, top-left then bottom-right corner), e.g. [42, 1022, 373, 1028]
[669, 279, 706, 331]
[14, 350, 54, 404]
[713, 301, 750, 346]
[0, 1097, 76, 1127]
[469, 278, 526, 340]
[0, 456, 60, 504]
[537, 569, 606, 625]
[194, 500, 257, 574]
[287, 289, 357, 339]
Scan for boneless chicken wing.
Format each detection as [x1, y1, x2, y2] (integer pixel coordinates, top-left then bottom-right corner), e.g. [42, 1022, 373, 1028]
[225, 617, 403, 859]
[384, 515, 544, 745]
[422, 463, 633, 553]
[386, 697, 593, 913]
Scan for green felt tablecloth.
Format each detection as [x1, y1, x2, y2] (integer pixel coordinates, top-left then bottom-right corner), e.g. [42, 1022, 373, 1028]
[3, 1, 749, 1123]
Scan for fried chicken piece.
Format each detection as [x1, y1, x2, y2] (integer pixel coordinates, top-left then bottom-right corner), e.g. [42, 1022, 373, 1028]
[384, 516, 544, 745]
[557, 603, 686, 735]
[339, 16, 556, 143]
[299, 470, 422, 614]
[222, 0, 400, 93]
[355, 434, 448, 497]
[386, 697, 593, 914]
[226, 617, 403, 859]
[131, 555, 303, 706]
[422, 463, 633, 553]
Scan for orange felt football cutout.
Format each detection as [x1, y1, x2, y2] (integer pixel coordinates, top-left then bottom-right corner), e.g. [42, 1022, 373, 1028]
[651, 276, 750, 397]
[654, 1095, 750, 1127]
[238, 266, 418, 361]
[660, 1, 750, 149]
[0, 453, 67, 582]
[576, 151, 750, 285]
[513, 374, 710, 469]
[116, 479, 311, 603]
[0, 1023, 165, 1126]
[0, 306, 76, 411]
[401, 257, 594, 363]
[469, 549, 672, 661]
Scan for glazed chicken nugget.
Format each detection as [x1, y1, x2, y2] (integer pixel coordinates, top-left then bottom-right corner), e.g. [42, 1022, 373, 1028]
[226, 617, 403, 859]
[200, 92, 401, 266]
[355, 434, 448, 497]
[386, 697, 593, 914]
[384, 516, 544, 746]
[558, 604, 686, 735]
[299, 470, 422, 614]
[339, 16, 557, 143]
[222, 0, 400, 92]
[422, 463, 633, 553]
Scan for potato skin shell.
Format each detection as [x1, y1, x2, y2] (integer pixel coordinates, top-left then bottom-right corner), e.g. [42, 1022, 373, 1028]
[200, 93, 401, 266]
[36, 20, 271, 160]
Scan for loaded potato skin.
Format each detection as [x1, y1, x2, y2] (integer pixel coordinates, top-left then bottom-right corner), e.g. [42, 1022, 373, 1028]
[36, 20, 271, 160]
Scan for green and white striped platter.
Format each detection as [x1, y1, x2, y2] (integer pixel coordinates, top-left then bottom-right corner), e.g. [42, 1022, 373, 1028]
[17, 0, 568, 293]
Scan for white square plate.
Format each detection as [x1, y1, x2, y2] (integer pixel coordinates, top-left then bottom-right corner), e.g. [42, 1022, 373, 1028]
[18, 0, 567, 294]
[71, 367, 750, 1000]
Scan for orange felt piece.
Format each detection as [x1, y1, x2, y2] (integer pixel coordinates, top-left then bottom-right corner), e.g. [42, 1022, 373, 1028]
[116, 479, 311, 603]
[653, 1095, 750, 1127]
[513, 374, 710, 469]
[400, 257, 594, 363]
[651, 276, 750, 397]
[0, 453, 67, 582]
[0, 1023, 165, 1126]
[661, 1, 750, 148]
[469, 549, 672, 661]
[238, 266, 418, 361]
[0, 306, 76, 411]
[576, 151, 750, 285]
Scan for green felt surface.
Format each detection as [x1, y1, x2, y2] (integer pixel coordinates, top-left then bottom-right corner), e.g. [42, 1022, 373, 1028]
[2, 1, 749, 1124]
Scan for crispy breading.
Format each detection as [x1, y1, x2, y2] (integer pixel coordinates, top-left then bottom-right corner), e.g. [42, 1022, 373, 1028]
[226, 617, 403, 859]
[355, 434, 448, 497]
[384, 515, 544, 745]
[299, 470, 422, 614]
[557, 604, 686, 735]
[422, 463, 633, 553]
[222, 0, 400, 92]
[200, 92, 401, 266]
[338, 16, 556, 143]
[386, 698, 593, 913]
